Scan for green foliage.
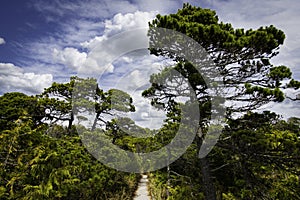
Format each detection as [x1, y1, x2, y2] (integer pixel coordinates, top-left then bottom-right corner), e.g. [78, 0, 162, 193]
[38, 77, 135, 131]
[39, 76, 99, 129]
[147, 112, 300, 199]
[244, 83, 284, 102]
[212, 112, 300, 199]
[268, 65, 292, 86]
[0, 92, 44, 131]
[0, 77, 139, 200]
[107, 89, 135, 112]
[150, 3, 284, 56]
[0, 120, 139, 200]
[287, 79, 300, 89]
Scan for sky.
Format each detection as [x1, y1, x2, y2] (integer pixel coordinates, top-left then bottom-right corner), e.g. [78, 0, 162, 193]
[0, 0, 299, 128]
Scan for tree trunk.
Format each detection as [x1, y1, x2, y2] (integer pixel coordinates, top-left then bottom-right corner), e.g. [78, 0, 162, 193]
[200, 157, 216, 200]
[166, 148, 171, 198]
[196, 131, 217, 200]
[91, 113, 100, 131]
[68, 112, 74, 130]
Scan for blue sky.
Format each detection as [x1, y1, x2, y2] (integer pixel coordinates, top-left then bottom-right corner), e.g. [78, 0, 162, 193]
[0, 0, 299, 125]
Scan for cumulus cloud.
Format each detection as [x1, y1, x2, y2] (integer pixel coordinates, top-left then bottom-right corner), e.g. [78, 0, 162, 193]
[81, 11, 157, 51]
[0, 37, 5, 45]
[129, 98, 166, 129]
[49, 11, 157, 76]
[53, 47, 87, 71]
[37, 0, 300, 79]
[21, 7, 164, 128]
[0, 63, 53, 94]
[104, 11, 157, 36]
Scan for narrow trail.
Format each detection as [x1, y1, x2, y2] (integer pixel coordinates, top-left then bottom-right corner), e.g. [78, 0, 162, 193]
[133, 174, 151, 200]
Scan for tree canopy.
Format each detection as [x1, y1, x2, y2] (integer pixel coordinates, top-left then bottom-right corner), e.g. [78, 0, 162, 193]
[146, 3, 299, 115]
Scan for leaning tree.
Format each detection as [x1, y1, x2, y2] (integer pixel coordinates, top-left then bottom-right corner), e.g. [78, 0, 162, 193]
[143, 3, 300, 199]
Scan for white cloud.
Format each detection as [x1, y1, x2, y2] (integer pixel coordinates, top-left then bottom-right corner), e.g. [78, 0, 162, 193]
[59, 19, 105, 46]
[260, 99, 300, 120]
[0, 63, 53, 94]
[132, 0, 185, 14]
[53, 47, 87, 71]
[82, 11, 157, 49]
[47, 11, 157, 76]
[0, 37, 5, 45]
[25, 9, 157, 78]
[103, 11, 157, 36]
[30, 0, 300, 79]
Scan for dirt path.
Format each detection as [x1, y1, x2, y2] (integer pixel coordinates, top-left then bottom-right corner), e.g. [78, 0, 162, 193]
[133, 174, 151, 200]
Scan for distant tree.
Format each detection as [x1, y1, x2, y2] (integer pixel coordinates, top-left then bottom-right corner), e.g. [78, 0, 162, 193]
[91, 89, 135, 131]
[0, 92, 44, 131]
[39, 76, 135, 131]
[38, 77, 77, 130]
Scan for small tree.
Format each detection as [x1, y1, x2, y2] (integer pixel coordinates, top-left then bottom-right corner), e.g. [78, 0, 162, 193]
[91, 88, 135, 131]
[39, 76, 77, 129]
